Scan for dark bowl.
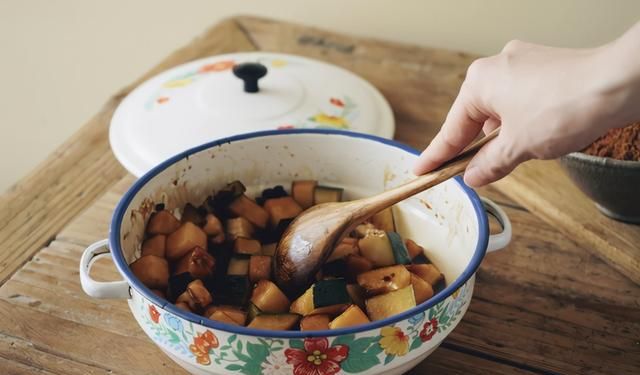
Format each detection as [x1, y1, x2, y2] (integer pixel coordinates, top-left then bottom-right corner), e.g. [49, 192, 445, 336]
[559, 152, 640, 223]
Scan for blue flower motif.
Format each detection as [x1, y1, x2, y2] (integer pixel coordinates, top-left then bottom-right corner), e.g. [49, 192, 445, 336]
[163, 314, 183, 333]
[408, 312, 425, 326]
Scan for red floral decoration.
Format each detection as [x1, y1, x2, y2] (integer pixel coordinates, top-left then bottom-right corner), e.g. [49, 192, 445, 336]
[189, 330, 219, 365]
[285, 337, 349, 375]
[148, 305, 160, 324]
[420, 318, 439, 342]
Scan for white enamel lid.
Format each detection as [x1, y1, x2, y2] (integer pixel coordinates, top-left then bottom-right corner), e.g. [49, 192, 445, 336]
[110, 52, 395, 176]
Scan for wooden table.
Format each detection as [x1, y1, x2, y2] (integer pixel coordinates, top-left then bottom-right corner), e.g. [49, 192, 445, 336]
[1, 16, 638, 375]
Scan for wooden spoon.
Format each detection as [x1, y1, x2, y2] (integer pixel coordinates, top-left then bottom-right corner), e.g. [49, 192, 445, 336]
[274, 127, 500, 296]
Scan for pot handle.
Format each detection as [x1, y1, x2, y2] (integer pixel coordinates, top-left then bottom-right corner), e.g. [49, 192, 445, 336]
[79, 239, 131, 299]
[480, 197, 512, 252]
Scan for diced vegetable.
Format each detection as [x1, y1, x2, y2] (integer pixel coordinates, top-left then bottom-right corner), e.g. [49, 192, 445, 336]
[247, 313, 300, 330]
[352, 222, 375, 238]
[233, 237, 262, 255]
[225, 217, 255, 241]
[366, 285, 416, 321]
[203, 214, 225, 244]
[290, 279, 350, 316]
[300, 314, 330, 331]
[405, 239, 424, 259]
[151, 289, 166, 299]
[168, 272, 194, 301]
[211, 181, 246, 213]
[371, 207, 395, 232]
[263, 197, 303, 227]
[250, 280, 290, 313]
[257, 185, 288, 205]
[209, 310, 241, 325]
[247, 302, 261, 323]
[406, 264, 444, 286]
[205, 305, 247, 326]
[358, 229, 395, 267]
[174, 246, 215, 279]
[344, 255, 373, 281]
[329, 305, 370, 329]
[412, 253, 431, 265]
[249, 255, 272, 283]
[262, 243, 277, 256]
[213, 275, 251, 306]
[346, 284, 366, 311]
[181, 203, 205, 226]
[310, 304, 348, 316]
[327, 237, 359, 263]
[147, 210, 181, 235]
[322, 259, 347, 278]
[166, 222, 208, 260]
[141, 234, 166, 258]
[175, 301, 192, 312]
[357, 265, 411, 296]
[130, 255, 169, 289]
[314, 186, 343, 204]
[387, 232, 411, 265]
[291, 180, 317, 209]
[229, 195, 270, 229]
[227, 257, 250, 276]
[410, 273, 434, 304]
[177, 279, 213, 311]
[290, 287, 314, 315]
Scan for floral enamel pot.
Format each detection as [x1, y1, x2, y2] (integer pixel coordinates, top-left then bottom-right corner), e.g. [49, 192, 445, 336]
[80, 130, 512, 375]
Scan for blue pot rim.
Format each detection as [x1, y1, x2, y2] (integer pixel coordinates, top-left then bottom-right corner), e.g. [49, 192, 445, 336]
[110, 128, 489, 339]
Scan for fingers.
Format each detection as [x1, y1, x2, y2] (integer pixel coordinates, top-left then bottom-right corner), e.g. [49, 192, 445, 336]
[463, 132, 527, 187]
[482, 117, 501, 135]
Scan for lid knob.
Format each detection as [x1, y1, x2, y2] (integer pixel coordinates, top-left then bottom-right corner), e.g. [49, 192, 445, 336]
[232, 62, 268, 93]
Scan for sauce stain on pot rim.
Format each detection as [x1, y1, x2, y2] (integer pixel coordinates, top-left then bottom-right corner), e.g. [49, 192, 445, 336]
[109, 129, 490, 338]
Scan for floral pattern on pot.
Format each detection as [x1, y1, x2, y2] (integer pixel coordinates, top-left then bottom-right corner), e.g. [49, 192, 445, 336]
[133, 281, 471, 374]
[277, 96, 358, 131]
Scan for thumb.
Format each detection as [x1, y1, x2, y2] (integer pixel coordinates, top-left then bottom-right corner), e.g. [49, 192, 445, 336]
[463, 134, 524, 187]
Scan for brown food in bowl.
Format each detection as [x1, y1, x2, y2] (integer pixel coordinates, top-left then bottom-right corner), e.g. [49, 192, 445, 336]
[583, 122, 640, 161]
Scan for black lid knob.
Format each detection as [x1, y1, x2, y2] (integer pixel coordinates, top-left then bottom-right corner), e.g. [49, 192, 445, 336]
[232, 62, 268, 93]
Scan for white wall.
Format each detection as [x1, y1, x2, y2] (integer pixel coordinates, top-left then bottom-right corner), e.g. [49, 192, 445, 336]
[1, 0, 638, 192]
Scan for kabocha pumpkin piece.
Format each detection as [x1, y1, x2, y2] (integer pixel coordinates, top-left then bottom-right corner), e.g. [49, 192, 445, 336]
[263, 196, 303, 227]
[246, 302, 262, 323]
[352, 222, 375, 238]
[291, 180, 317, 209]
[175, 301, 192, 312]
[314, 185, 343, 204]
[261, 243, 277, 256]
[387, 232, 411, 265]
[174, 246, 215, 279]
[358, 229, 395, 267]
[300, 314, 330, 331]
[247, 313, 300, 330]
[326, 237, 359, 263]
[249, 255, 272, 283]
[227, 256, 250, 276]
[250, 280, 290, 313]
[344, 255, 373, 281]
[345, 284, 366, 311]
[177, 279, 213, 311]
[209, 310, 241, 325]
[229, 195, 270, 229]
[290, 279, 350, 316]
[357, 265, 411, 296]
[365, 285, 416, 321]
[329, 304, 370, 329]
[147, 210, 181, 235]
[225, 217, 254, 241]
[405, 239, 425, 259]
[203, 214, 225, 244]
[406, 264, 444, 286]
[233, 237, 262, 255]
[181, 203, 206, 226]
[166, 222, 207, 260]
[205, 305, 247, 326]
[371, 207, 395, 232]
[130, 255, 169, 289]
[410, 273, 434, 304]
[141, 234, 166, 258]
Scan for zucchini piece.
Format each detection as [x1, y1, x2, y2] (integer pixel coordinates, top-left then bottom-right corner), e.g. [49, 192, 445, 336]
[225, 217, 255, 241]
[249, 255, 272, 283]
[300, 314, 330, 331]
[233, 237, 262, 255]
[263, 197, 303, 227]
[256, 185, 288, 206]
[322, 259, 347, 278]
[346, 284, 366, 311]
[167, 272, 194, 301]
[141, 234, 166, 258]
[365, 285, 416, 321]
[261, 243, 277, 256]
[291, 180, 317, 209]
[247, 302, 262, 323]
[405, 239, 424, 259]
[214, 275, 251, 306]
[229, 195, 270, 229]
[174, 246, 215, 279]
[357, 265, 411, 296]
[314, 185, 343, 204]
[130, 255, 169, 289]
[313, 278, 350, 308]
[147, 210, 181, 235]
[177, 279, 212, 311]
[166, 222, 208, 260]
[344, 255, 373, 282]
[181, 203, 206, 226]
[213, 181, 246, 208]
[209, 310, 241, 326]
[387, 232, 411, 265]
[371, 207, 395, 232]
[410, 273, 434, 304]
[358, 229, 395, 267]
[327, 237, 359, 263]
[412, 253, 431, 265]
[329, 305, 370, 329]
[203, 214, 225, 244]
[250, 280, 290, 313]
[205, 305, 247, 326]
[227, 257, 249, 276]
[406, 264, 444, 286]
[247, 313, 300, 330]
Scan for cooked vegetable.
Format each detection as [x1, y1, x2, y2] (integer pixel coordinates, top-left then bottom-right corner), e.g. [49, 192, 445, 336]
[261, 243, 277, 256]
[214, 275, 251, 306]
[371, 208, 395, 232]
[229, 195, 270, 229]
[175, 301, 192, 312]
[366, 285, 416, 321]
[263, 197, 303, 227]
[406, 264, 444, 286]
[327, 237, 359, 262]
[249, 255, 272, 283]
[314, 185, 343, 204]
[357, 265, 411, 296]
[257, 185, 288, 205]
[174, 246, 215, 279]
[329, 305, 370, 329]
[358, 229, 395, 267]
[233, 237, 262, 255]
[387, 232, 411, 265]
[141, 234, 166, 258]
[344, 255, 373, 281]
[205, 305, 247, 326]
[405, 239, 424, 259]
[227, 256, 249, 276]
[177, 279, 213, 311]
[290, 279, 350, 316]
[247, 302, 261, 323]
[209, 310, 241, 325]
[291, 180, 317, 209]
[166, 222, 208, 260]
[300, 314, 331, 331]
[247, 313, 300, 330]
[147, 210, 181, 235]
[352, 222, 375, 238]
[322, 259, 347, 278]
[203, 213, 225, 244]
[151, 289, 166, 299]
[167, 272, 194, 300]
[225, 217, 254, 241]
[346, 284, 366, 311]
[410, 273, 434, 304]
[130, 255, 169, 289]
[250, 280, 290, 313]
[211, 181, 246, 213]
[181, 203, 206, 226]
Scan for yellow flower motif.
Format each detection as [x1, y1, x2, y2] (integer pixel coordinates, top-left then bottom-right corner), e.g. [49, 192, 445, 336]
[271, 59, 287, 67]
[163, 78, 193, 88]
[310, 113, 348, 128]
[452, 287, 461, 299]
[379, 326, 409, 356]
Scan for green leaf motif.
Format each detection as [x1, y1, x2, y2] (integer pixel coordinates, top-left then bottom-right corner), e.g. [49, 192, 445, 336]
[289, 339, 304, 350]
[246, 342, 269, 362]
[236, 340, 243, 352]
[341, 354, 380, 373]
[410, 336, 422, 351]
[332, 334, 355, 347]
[225, 364, 243, 372]
[229, 334, 237, 344]
[220, 345, 231, 351]
[384, 354, 395, 365]
[241, 362, 262, 375]
[232, 350, 252, 363]
[167, 329, 181, 344]
[349, 337, 378, 353]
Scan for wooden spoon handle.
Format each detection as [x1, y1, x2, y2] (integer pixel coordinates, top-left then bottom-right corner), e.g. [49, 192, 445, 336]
[356, 127, 500, 219]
